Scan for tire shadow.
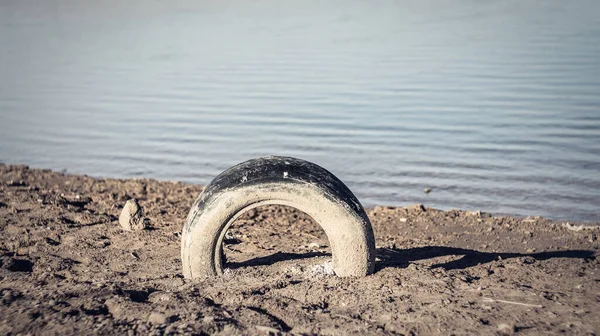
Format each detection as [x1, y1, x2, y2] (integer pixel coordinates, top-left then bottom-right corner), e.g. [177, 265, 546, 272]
[226, 247, 596, 272]
[376, 246, 596, 272]
[228, 251, 329, 269]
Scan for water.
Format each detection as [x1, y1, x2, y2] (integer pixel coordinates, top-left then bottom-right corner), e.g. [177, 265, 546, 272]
[1, 0, 599, 222]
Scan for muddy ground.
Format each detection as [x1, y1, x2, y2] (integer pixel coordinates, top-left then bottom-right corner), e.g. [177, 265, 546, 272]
[0, 164, 598, 335]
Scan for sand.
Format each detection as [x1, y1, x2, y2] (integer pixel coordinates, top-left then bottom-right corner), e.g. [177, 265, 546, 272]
[0, 164, 598, 335]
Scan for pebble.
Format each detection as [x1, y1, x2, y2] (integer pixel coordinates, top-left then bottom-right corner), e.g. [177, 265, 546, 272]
[119, 199, 145, 231]
[519, 256, 536, 264]
[423, 188, 432, 194]
[497, 323, 516, 334]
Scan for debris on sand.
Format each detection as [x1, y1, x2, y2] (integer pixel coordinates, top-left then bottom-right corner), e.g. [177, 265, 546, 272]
[309, 261, 335, 276]
[562, 222, 600, 232]
[119, 199, 145, 231]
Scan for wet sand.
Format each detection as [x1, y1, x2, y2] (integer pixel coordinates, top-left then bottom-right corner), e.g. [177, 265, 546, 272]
[1, 164, 598, 335]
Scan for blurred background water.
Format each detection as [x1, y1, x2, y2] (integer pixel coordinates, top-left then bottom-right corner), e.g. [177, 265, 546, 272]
[1, 0, 599, 222]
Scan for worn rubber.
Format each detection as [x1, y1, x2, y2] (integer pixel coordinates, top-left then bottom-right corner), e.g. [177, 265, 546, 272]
[181, 156, 376, 278]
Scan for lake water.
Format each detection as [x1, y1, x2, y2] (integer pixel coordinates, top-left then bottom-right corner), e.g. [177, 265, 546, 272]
[1, 0, 599, 222]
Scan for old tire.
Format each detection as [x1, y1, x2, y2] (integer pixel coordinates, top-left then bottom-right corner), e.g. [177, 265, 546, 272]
[181, 156, 376, 278]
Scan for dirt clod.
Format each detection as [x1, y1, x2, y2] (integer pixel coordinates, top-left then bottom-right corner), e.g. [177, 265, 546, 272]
[148, 311, 168, 325]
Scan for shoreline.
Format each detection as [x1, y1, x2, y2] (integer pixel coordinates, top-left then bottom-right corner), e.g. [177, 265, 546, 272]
[3, 162, 597, 225]
[1, 164, 599, 335]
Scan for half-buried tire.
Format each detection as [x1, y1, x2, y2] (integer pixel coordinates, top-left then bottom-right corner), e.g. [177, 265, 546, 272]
[181, 156, 376, 278]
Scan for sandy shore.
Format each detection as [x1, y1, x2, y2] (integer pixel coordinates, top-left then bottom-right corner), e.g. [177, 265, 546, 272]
[0, 164, 598, 335]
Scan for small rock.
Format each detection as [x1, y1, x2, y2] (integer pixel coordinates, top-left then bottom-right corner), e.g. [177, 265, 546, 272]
[519, 256, 536, 264]
[497, 323, 516, 334]
[423, 188, 432, 194]
[119, 199, 145, 231]
[148, 312, 167, 325]
[399, 217, 408, 223]
[224, 230, 235, 240]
